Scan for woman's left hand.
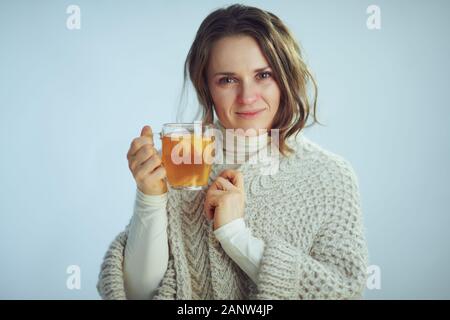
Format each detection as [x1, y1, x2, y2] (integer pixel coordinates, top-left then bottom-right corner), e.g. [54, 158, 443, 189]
[204, 169, 246, 231]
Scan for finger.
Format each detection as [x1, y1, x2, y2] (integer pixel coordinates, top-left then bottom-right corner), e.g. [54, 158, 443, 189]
[134, 155, 162, 181]
[144, 165, 166, 182]
[215, 176, 237, 192]
[207, 178, 219, 192]
[204, 189, 225, 220]
[204, 193, 220, 220]
[130, 144, 156, 172]
[134, 144, 156, 167]
[127, 136, 154, 159]
[219, 169, 244, 191]
[141, 125, 153, 138]
[206, 189, 225, 197]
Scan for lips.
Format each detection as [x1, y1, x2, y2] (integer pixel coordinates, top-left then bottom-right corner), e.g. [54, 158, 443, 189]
[235, 108, 265, 119]
[236, 109, 265, 115]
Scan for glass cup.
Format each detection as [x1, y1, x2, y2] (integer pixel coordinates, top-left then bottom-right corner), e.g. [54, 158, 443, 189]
[159, 122, 215, 190]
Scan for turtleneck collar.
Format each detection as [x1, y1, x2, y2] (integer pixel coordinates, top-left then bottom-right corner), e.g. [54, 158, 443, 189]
[213, 119, 271, 164]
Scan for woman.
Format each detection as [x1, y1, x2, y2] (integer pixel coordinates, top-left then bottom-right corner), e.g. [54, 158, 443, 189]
[97, 4, 369, 300]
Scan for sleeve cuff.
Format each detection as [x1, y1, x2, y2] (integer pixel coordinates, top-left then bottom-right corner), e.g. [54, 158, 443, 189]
[213, 218, 246, 243]
[136, 188, 168, 207]
[255, 238, 301, 299]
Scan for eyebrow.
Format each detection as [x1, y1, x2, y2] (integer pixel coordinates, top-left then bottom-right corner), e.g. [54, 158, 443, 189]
[213, 66, 271, 77]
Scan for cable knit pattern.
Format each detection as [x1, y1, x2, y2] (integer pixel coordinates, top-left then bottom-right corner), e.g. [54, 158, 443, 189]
[96, 229, 128, 300]
[97, 132, 369, 300]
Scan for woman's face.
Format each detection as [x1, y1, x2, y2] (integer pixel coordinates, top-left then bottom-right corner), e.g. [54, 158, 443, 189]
[207, 35, 281, 136]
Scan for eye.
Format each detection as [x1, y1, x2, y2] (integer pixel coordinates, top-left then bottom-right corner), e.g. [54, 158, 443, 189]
[257, 71, 272, 80]
[218, 77, 237, 85]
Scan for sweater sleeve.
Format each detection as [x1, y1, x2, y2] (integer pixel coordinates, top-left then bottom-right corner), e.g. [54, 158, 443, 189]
[96, 226, 177, 300]
[123, 188, 169, 299]
[214, 218, 265, 284]
[255, 160, 369, 300]
[96, 190, 177, 300]
[96, 229, 128, 299]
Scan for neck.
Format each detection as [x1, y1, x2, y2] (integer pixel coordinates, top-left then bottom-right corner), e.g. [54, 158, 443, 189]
[214, 119, 270, 164]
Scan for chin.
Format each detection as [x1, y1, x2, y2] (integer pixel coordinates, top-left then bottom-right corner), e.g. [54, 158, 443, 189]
[229, 119, 270, 136]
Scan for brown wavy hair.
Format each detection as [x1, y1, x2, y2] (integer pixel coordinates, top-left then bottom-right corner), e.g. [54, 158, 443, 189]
[182, 4, 321, 156]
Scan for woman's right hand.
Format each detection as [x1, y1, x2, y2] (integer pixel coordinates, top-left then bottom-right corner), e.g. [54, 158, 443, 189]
[127, 125, 168, 195]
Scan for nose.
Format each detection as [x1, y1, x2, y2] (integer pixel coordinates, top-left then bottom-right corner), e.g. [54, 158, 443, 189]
[236, 81, 260, 106]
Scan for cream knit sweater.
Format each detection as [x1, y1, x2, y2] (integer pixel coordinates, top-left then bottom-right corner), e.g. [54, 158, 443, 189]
[97, 130, 369, 300]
